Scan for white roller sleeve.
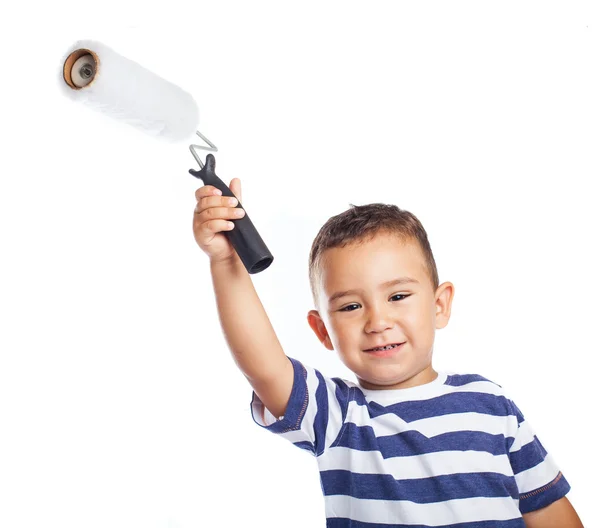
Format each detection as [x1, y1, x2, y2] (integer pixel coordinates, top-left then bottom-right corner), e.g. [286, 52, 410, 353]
[58, 39, 200, 143]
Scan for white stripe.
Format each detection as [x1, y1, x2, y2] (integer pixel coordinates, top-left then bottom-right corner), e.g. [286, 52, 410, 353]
[443, 380, 506, 397]
[319, 447, 514, 479]
[358, 379, 507, 403]
[410, 411, 518, 438]
[262, 406, 279, 426]
[324, 495, 521, 525]
[347, 401, 519, 439]
[322, 374, 347, 452]
[509, 419, 536, 452]
[514, 453, 561, 494]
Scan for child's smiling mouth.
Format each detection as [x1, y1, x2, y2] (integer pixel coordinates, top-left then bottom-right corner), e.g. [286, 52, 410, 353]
[363, 342, 406, 357]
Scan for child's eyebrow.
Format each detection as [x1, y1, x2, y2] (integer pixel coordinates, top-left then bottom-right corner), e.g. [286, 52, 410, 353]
[328, 277, 419, 304]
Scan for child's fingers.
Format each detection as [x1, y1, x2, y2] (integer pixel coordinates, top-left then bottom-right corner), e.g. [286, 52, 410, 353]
[195, 185, 222, 202]
[194, 181, 244, 218]
[195, 180, 242, 203]
[199, 218, 236, 238]
[194, 185, 225, 215]
[195, 196, 241, 216]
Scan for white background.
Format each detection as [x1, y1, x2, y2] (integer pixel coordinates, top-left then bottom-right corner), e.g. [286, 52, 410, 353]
[0, 2, 597, 527]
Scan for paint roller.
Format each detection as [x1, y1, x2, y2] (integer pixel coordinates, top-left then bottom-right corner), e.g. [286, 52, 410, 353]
[59, 39, 274, 274]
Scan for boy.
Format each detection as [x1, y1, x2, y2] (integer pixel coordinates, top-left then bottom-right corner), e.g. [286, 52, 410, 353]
[193, 178, 583, 527]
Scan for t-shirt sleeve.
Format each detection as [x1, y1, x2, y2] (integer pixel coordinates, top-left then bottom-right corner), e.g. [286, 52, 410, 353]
[505, 397, 571, 514]
[250, 356, 349, 457]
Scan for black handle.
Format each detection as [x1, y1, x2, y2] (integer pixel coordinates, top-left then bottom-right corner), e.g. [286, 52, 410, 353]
[189, 154, 274, 274]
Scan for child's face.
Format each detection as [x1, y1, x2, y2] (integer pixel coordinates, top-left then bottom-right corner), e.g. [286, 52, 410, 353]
[307, 232, 454, 390]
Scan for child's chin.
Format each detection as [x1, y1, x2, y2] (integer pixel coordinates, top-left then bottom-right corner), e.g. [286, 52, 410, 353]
[359, 369, 409, 388]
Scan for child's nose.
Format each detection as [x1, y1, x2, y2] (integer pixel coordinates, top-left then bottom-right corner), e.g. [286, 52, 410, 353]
[364, 309, 395, 333]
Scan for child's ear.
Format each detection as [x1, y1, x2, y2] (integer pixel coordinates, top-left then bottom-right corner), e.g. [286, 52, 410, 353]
[435, 281, 455, 329]
[307, 310, 334, 350]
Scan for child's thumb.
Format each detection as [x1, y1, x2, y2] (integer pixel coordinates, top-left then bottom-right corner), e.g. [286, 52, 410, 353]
[230, 178, 242, 203]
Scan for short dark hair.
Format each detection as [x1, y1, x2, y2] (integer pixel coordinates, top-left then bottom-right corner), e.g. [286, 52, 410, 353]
[308, 203, 440, 309]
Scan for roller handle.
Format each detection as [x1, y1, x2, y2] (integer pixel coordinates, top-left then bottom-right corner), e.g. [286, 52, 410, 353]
[189, 154, 274, 274]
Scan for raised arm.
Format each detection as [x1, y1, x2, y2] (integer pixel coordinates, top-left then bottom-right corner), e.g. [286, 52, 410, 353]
[193, 178, 293, 418]
[210, 254, 294, 417]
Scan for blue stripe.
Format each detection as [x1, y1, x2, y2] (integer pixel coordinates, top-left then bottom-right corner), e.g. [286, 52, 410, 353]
[519, 472, 570, 514]
[321, 469, 519, 502]
[327, 518, 525, 528]
[314, 370, 329, 456]
[509, 436, 547, 474]
[259, 357, 308, 434]
[445, 373, 502, 388]
[336, 423, 507, 457]
[293, 441, 315, 453]
[333, 377, 350, 422]
[349, 390, 514, 423]
[508, 400, 525, 424]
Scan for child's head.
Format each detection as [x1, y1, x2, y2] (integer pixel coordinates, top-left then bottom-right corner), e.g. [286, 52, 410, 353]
[307, 203, 454, 390]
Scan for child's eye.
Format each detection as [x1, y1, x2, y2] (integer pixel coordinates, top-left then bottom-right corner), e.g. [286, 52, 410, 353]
[339, 294, 410, 312]
[391, 294, 409, 302]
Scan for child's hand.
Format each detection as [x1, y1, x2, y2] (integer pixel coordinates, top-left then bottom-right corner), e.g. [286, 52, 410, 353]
[192, 178, 245, 264]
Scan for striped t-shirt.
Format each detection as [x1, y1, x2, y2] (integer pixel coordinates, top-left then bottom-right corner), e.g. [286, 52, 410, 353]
[250, 357, 570, 527]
